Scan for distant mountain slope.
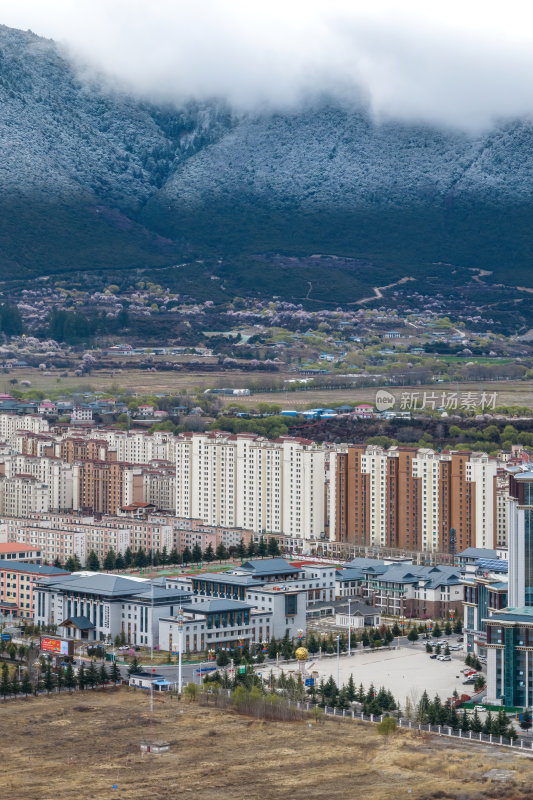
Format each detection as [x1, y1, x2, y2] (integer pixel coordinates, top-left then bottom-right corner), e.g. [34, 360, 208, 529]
[0, 24, 532, 298]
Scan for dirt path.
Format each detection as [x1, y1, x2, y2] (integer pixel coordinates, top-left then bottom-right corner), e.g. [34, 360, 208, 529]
[352, 276, 415, 305]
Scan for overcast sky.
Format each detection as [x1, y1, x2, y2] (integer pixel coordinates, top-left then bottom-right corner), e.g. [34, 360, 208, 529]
[2, 0, 533, 130]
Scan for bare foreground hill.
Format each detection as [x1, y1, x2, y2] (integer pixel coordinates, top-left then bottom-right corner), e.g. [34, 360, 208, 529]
[1, 689, 533, 800]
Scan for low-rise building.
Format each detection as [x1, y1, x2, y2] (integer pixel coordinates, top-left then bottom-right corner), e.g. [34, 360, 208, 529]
[129, 672, 176, 692]
[159, 598, 268, 654]
[34, 572, 190, 647]
[159, 586, 306, 653]
[0, 561, 68, 619]
[0, 543, 42, 563]
[361, 562, 464, 619]
[187, 558, 335, 606]
[335, 567, 366, 598]
[335, 599, 381, 630]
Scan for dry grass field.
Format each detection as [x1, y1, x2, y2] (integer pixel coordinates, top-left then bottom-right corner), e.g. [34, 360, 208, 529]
[1, 366, 532, 412]
[2, 689, 533, 800]
[221, 381, 533, 412]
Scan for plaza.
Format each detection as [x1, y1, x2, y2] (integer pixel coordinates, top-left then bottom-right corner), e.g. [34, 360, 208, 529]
[272, 647, 470, 709]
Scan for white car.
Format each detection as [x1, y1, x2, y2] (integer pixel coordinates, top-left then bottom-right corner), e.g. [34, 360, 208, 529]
[436, 654, 451, 661]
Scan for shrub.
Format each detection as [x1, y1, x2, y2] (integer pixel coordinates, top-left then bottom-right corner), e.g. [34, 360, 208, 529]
[376, 715, 397, 737]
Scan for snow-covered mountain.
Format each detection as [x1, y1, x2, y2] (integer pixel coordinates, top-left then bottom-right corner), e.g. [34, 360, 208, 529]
[0, 24, 532, 297]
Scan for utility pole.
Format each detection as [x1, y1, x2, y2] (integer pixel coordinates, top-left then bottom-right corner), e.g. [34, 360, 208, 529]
[177, 609, 183, 695]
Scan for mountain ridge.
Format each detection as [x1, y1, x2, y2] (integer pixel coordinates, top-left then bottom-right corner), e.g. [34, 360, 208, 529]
[0, 24, 532, 301]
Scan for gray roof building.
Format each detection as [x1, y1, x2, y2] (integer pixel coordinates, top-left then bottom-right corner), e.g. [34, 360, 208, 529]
[0, 561, 67, 576]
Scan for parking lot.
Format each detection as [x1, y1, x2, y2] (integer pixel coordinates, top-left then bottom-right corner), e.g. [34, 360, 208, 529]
[273, 646, 473, 709]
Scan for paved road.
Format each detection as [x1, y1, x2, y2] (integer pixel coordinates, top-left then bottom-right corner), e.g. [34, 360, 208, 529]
[117, 661, 209, 686]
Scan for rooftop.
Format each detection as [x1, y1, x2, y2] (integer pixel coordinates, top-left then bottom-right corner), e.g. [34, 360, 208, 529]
[181, 598, 253, 614]
[235, 558, 299, 576]
[0, 561, 67, 575]
[191, 573, 262, 586]
[0, 544, 41, 553]
[36, 572, 153, 597]
[458, 547, 501, 560]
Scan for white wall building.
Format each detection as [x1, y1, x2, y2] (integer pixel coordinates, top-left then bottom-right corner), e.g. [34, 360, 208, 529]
[0, 474, 49, 516]
[175, 432, 326, 541]
[1, 454, 73, 510]
[0, 414, 49, 445]
[34, 572, 190, 647]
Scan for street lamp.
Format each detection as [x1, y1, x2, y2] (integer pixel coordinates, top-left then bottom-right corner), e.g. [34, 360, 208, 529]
[347, 598, 351, 657]
[335, 635, 340, 688]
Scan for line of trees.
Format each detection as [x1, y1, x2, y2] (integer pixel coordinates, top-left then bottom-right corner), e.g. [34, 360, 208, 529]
[55, 536, 282, 573]
[0, 658, 121, 700]
[409, 691, 517, 739]
[202, 666, 516, 741]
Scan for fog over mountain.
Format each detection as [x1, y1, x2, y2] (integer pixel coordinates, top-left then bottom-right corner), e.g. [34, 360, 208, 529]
[4, 1, 533, 130]
[0, 20, 532, 301]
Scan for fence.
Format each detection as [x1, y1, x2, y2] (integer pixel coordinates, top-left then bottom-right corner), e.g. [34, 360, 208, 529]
[287, 700, 533, 754]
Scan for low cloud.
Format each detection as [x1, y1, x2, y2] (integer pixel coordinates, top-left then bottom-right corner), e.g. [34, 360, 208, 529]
[3, 0, 533, 130]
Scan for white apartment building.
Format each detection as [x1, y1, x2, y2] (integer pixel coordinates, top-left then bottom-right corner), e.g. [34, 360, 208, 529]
[0, 475, 49, 516]
[0, 414, 49, 445]
[0, 511, 175, 565]
[0, 454, 73, 510]
[141, 462, 176, 512]
[412, 449, 445, 552]
[465, 454, 497, 550]
[359, 446, 390, 548]
[71, 406, 93, 422]
[175, 432, 326, 541]
[89, 429, 175, 464]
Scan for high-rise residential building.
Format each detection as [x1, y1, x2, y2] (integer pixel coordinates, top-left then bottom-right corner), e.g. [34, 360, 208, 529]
[495, 468, 511, 547]
[0, 414, 49, 445]
[175, 432, 326, 541]
[59, 437, 110, 463]
[87, 429, 176, 464]
[0, 474, 49, 517]
[140, 461, 176, 512]
[72, 461, 135, 515]
[329, 445, 497, 553]
[0, 454, 73, 510]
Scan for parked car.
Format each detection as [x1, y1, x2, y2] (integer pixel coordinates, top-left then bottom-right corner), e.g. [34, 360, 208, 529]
[429, 654, 438, 659]
[474, 705, 485, 712]
[457, 637, 464, 643]
[437, 655, 451, 661]
[463, 677, 476, 685]
[463, 669, 477, 676]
